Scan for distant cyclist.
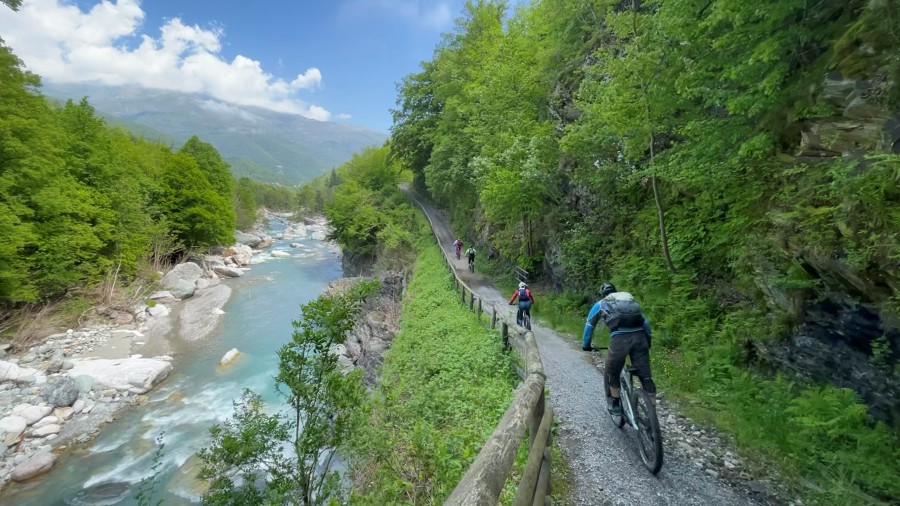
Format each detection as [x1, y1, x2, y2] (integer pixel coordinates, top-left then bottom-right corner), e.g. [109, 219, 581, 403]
[453, 238, 463, 260]
[465, 246, 476, 270]
[582, 282, 656, 416]
[508, 282, 534, 327]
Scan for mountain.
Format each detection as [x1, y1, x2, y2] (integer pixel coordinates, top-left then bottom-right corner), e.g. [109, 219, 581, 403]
[41, 83, 388, 185]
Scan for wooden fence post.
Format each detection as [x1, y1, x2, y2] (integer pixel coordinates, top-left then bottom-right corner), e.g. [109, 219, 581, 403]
[501, 322, 509, 348]
[478, 298, 483, 321]
[491, 308, 497, 329]
[469, 294, 475, 311]
[529, 390, 545, 449]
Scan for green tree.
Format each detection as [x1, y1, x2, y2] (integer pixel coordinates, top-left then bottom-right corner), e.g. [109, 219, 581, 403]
[159, 153, 234, 249]
[199, 287, 370, 505]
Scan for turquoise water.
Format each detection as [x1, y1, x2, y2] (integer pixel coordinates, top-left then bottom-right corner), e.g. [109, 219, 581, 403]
[3, 221, 343, 505]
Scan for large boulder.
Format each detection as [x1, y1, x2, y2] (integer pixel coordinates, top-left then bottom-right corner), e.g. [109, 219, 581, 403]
[67, 357, 173, 394]
[223, 244, 253, 267]
[160, 263, 204, 299]
[234, 231, 263, 247]
[11, 452, 56, 482]
[42, 377, 79, 408]
[271, 250, 291, 258]
[179, 285, 232, 341]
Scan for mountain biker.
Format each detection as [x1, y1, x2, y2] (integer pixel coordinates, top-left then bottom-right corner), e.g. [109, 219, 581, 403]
[582, 282, 656, 417]
[508, 282, 534, 327]
[453, 238, 463, 260]
[465, 246, 476, 267]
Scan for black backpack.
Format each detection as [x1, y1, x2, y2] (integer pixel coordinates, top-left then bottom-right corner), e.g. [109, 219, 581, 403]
[518, 288, 529, 302]
[601, 292, 644, 330]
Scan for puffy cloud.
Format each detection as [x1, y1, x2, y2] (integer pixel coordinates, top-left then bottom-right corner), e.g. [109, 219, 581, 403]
[0, 0, 331, 120]
[336, 113, 352, 120]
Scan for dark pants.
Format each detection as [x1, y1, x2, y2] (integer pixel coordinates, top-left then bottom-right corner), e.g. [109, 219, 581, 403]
[517, 300, 532, 324]
[604, 331, 656, 395]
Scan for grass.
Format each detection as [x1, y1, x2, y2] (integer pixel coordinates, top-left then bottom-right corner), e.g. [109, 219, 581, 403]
[349, 239, 520, 504]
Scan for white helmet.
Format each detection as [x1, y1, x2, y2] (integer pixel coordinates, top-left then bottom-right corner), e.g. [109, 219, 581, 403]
[518, 282, 526, 289]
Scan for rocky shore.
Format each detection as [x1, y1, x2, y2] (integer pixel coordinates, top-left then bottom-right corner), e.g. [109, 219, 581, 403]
[0, 214, 338, 491]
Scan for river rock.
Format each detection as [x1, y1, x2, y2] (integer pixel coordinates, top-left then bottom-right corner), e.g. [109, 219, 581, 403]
[31, 424, 60, 437]
[0, 415, 27, 437]
[219, 348, 240, 367]
[179, 285, 232, 341]
[147, 304, 170, 317]
[72, 399, 85, 414]
[10, 452, 56, 482]
[161, 263, 204, 299]
[53, 407, 74, 420]
[67, 357, 172, 394]
[311, 231, 327, 241]
[149, 290, 174, 300]
[43, 377, 79, 407]
[73, 374, 94, 393]
[213, 265, 244, 278]
[290, 242, 301, 248]
[271, 250, 291, 258]
[15, 404, 52, 425]
[33, 416, 59, 428]
[224, 244, 253, 267]
[0, 360, 39, 383]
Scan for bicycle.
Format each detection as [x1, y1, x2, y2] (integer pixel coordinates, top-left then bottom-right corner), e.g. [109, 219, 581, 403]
[593, 347, 663, 474]
[468, 256, 475, 273]
[511, 304, 532, 330]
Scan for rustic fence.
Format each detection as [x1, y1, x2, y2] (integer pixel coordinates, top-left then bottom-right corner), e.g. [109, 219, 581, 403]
[410, 197, 553, 506]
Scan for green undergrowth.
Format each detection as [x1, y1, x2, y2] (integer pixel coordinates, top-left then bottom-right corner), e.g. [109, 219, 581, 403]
[489, 261, 900, 505]
[348, 240, 519, 504]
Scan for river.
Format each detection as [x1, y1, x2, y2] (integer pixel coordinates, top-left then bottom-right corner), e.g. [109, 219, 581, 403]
[2, 220, 344, 505]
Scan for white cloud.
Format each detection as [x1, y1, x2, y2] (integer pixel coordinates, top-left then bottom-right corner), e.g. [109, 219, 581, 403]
[0, 0, 331, 120]
[336, 113, 352, 120]
[339, 0, 453, 30]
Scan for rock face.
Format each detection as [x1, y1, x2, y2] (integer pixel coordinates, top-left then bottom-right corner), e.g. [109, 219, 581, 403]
[67, 357, 173, 394]
[160, 263, 204, 299]
[328, 274, 406, 387]
[10, 452, 56, 482]
[42, 377, 79, 408]
[179, 284, 232, 341]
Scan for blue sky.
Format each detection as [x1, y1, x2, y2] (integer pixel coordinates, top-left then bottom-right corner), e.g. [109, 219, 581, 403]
[0, 0, 526, 132]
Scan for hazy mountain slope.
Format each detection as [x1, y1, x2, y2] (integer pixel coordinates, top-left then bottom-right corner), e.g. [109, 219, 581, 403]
[42, 82, 387, 184]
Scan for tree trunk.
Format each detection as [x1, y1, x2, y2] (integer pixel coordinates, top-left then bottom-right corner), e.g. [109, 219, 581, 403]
[649, 134, 676, 273]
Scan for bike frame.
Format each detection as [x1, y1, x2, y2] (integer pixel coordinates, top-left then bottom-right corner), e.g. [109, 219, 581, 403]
[619, 368, 638, 428]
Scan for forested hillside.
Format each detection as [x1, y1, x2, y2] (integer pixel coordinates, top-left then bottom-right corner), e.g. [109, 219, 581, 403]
[0, 41, 271, 311]
[390, 0, 899, 501]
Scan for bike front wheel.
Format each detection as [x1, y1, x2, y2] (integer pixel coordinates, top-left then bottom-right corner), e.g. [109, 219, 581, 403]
[633, 389, 663, 474]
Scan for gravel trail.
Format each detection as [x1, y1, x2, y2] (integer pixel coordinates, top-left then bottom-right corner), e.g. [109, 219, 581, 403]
[412, 196, 761, 506]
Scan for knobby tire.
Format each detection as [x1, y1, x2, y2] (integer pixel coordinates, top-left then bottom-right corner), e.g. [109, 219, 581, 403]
[633, 389, 663, 474]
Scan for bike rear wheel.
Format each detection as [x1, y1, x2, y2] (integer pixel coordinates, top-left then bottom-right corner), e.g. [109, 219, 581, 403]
[633, 389, 663, 474]
[524, 313, 531, 330]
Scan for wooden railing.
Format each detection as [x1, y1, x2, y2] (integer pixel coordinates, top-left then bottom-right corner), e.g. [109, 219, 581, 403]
[410, 197, 553, 506]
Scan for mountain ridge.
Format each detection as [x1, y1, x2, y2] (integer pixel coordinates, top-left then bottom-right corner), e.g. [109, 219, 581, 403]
[41, 82, 387, 184]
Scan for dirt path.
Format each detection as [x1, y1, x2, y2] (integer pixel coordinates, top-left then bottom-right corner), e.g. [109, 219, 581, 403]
[411, 195, 762, 506]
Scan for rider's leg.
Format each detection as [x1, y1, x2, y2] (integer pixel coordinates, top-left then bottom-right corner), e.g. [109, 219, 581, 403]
[605, 336, 628, 414]
[629, 332, 657, 400]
